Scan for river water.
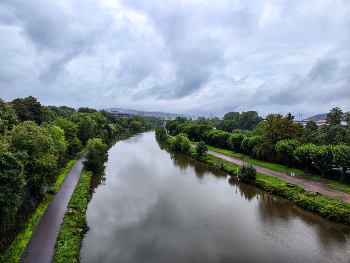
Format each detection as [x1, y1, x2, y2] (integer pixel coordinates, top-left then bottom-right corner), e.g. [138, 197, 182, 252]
[80, 131, 350, 263]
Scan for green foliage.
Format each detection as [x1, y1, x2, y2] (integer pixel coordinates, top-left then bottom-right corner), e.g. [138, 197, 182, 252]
[53, 170, 91, 263]
[239, 164, 257, 184]
[275, 139, 299, 167]
[294, 143, 315, 173]
[0, 151, 26, 236]
[326, 107, 344, 126]
[195, 141, 208, 160]
[228, 133, 245, 152]
[2, 160, 78, 263]
[156, 126, 168, 142]
[310, 145, 334, 178]
[240, 136, 261, 156]
[12, 96, 44, 125]
[332, 145, 350, 183]
[253, 114, 303, 162]
[216, 119, 238, 132]
[170, 133, 191, 154]
[0, 101, 18, 135]
[238, 111, 263, 131]
[72, 114, 97, 145]
[9, 121, 58, 191]
[83, 138, 108, 173]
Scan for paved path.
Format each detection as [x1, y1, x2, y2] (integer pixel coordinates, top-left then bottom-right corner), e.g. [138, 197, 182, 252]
[192, 143, 350, 203]
[20, 158, 86, 263]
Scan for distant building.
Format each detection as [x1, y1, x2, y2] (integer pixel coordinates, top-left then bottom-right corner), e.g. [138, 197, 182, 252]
[110, 111, 132, 118]
[192, 115, 196, 121]
[316, 120, 326, 129]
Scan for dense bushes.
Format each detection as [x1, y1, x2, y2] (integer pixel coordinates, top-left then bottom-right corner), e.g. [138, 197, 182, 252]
[83, 138, 108, 173]
[239, 164, 257, 184]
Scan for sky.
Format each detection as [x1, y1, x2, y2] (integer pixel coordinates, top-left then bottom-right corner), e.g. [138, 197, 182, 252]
[1, 0, 350, 118]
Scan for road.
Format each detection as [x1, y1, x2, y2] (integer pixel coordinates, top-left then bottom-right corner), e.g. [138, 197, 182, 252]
[193, 144, 350, 203]
[20, 157, 86, 263]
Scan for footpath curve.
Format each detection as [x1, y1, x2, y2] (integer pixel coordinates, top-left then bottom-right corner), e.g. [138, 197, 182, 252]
[20, 157, 86, 263]
[191, 143, 350, 203]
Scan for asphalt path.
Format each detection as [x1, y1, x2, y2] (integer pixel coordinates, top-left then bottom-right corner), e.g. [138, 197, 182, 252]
[191, 143, 350, 203]
[20, 157, 86, 263]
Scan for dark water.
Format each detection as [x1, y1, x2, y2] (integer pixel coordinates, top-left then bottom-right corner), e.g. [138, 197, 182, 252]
[80, 132, 350, 263]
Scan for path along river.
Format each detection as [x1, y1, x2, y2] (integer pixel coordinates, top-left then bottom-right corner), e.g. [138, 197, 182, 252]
[80, 131, 350, 263]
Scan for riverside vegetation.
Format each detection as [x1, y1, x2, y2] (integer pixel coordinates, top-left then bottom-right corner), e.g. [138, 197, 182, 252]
[156, 120, 350, 225]
[0, 96, 162, 261]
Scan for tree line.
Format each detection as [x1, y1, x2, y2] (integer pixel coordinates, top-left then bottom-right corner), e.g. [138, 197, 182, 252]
[163, 107, 350, 184]
[0, 96, 160, 253]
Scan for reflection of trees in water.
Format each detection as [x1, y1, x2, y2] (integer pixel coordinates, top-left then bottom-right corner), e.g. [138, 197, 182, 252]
[256, 188, 350, 250]
[90, 133, 134, 198]
[169, 151, 227, 180]
[89, 169, 106, 197]
[158, 136, 350, 252]
[228, 177, 259, 201]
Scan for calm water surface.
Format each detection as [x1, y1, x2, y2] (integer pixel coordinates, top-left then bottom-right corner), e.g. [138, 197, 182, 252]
[80, 132, 350, 263]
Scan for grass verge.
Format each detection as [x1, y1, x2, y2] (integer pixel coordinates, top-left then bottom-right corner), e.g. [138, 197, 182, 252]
[2, 160, 77, 263]
[324, 183, 350, 194]
[53, 169, 92, 263]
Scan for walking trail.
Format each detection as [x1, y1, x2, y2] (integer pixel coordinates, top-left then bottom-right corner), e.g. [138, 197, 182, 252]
[192, 143, 350, 203]
[20, 157, 86, 263]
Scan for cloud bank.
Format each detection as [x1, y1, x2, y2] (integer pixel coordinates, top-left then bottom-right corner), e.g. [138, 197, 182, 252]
[1, 0, 350, 117]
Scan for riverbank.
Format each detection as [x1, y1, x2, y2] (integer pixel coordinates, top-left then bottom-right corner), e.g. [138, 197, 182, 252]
[53, 169, 92, 263]
[159, 133, 350, 225]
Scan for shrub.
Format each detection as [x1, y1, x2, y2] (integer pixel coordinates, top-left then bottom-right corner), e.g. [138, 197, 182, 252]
[239, 164, 257, 184]
[196, 141, 208, 160]
[83, 138, 108, 173]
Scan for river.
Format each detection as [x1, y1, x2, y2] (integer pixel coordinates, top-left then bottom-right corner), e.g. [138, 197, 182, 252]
[80, 131, 350, 263]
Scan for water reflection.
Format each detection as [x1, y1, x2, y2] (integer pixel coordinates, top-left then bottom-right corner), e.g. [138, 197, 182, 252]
[81, 131, 350, 263]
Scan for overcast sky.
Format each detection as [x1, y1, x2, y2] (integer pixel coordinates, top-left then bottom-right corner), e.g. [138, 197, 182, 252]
[1, 0, 349, 118]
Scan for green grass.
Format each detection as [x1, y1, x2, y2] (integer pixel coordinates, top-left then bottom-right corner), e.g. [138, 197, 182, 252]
[2, 160, 77, 263]
[242, 156, 307, 176]
[192, 142, 244, 158]
[324, 183, 350, 194]
[53, 169, 92, 263]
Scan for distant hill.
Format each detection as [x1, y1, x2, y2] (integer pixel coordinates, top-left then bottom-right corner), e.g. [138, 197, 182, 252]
[104, 108, 191, 119]
[304, 113, 327, 121]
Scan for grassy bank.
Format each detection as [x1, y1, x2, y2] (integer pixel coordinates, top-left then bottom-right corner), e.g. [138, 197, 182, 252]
[1, 160, 77, 263]
[161, 135, 350, 225]
[53, 169, 92, 263]
[194, 141, 350, 194]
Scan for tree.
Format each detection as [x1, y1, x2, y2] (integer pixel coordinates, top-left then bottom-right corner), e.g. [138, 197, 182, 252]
[0, 151, 26, 218]
[84, 138, 108, 173]
[238, 111, 263, 131]
[0, 100, 18, 135]
[55, 117, 82, 157]
[275, 139, 299, 167]
[310, 145, 333, 178]
[170, 133, 190, 154]
[253, 114, 302, 162]
[223, 111, 240, 122]
[228, 133, 245, 152]
[326, 107, 344, 126]
[196, 141, 208, 160]
[332, 145, 350, 184]
[240, 164, 257, 184]
[130, 121, 142, 131]
[216, 120, 238, 132]
[9, 121, 58, 191]
[294, 144, 315, 173]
